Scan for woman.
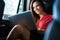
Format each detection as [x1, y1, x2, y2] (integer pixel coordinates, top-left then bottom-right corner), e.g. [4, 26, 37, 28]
[30, 0, 53, 31]
[30, 0, 53, 40]
[6, 0, 53, 40]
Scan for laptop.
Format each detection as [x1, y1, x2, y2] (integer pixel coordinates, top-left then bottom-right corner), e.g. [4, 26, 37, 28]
[9, 10, 36, 30]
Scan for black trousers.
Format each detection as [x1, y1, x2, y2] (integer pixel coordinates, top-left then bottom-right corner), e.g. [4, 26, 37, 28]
[30, 29, 44, 40]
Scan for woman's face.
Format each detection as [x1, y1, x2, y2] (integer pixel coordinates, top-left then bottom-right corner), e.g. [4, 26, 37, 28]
[33, 1, 43, 14]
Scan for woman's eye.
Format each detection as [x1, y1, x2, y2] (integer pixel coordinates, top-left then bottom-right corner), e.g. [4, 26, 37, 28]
[36, 5, 40, 8]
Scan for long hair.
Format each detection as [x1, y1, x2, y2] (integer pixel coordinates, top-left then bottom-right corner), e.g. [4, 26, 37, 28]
[30, 0, 45, 22]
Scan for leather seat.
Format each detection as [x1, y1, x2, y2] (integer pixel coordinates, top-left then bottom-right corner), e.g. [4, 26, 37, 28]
[43, 0, 60, 40]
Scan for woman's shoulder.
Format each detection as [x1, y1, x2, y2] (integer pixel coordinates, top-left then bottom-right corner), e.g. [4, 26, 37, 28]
[44, 14, 53, 19]
[44, 14, 53, 23]
[45, 14, 52, 17]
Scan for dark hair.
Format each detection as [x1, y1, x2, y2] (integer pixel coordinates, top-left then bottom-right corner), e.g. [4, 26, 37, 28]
[30, 0, 45, 22]
[44, 0, 54, 14]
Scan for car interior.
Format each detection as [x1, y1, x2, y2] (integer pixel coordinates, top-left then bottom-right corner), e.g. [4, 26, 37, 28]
[0, 0, 60, 40]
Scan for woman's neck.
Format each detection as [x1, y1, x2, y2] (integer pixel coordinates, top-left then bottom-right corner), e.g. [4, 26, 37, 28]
[39, 11, 46, 20]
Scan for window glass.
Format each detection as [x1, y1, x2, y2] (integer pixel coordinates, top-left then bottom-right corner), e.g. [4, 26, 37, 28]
[3, 0, 24, 20]
[18, 0, 24, 13]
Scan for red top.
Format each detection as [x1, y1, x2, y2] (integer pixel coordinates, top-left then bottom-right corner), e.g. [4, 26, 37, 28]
[36, 14, 53, 31]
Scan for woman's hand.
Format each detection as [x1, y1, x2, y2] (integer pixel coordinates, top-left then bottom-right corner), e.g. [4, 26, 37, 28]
[38, 29, 45, 35]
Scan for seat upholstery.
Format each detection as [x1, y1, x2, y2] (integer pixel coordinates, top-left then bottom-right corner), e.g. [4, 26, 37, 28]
[43, 0, 60, 40]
